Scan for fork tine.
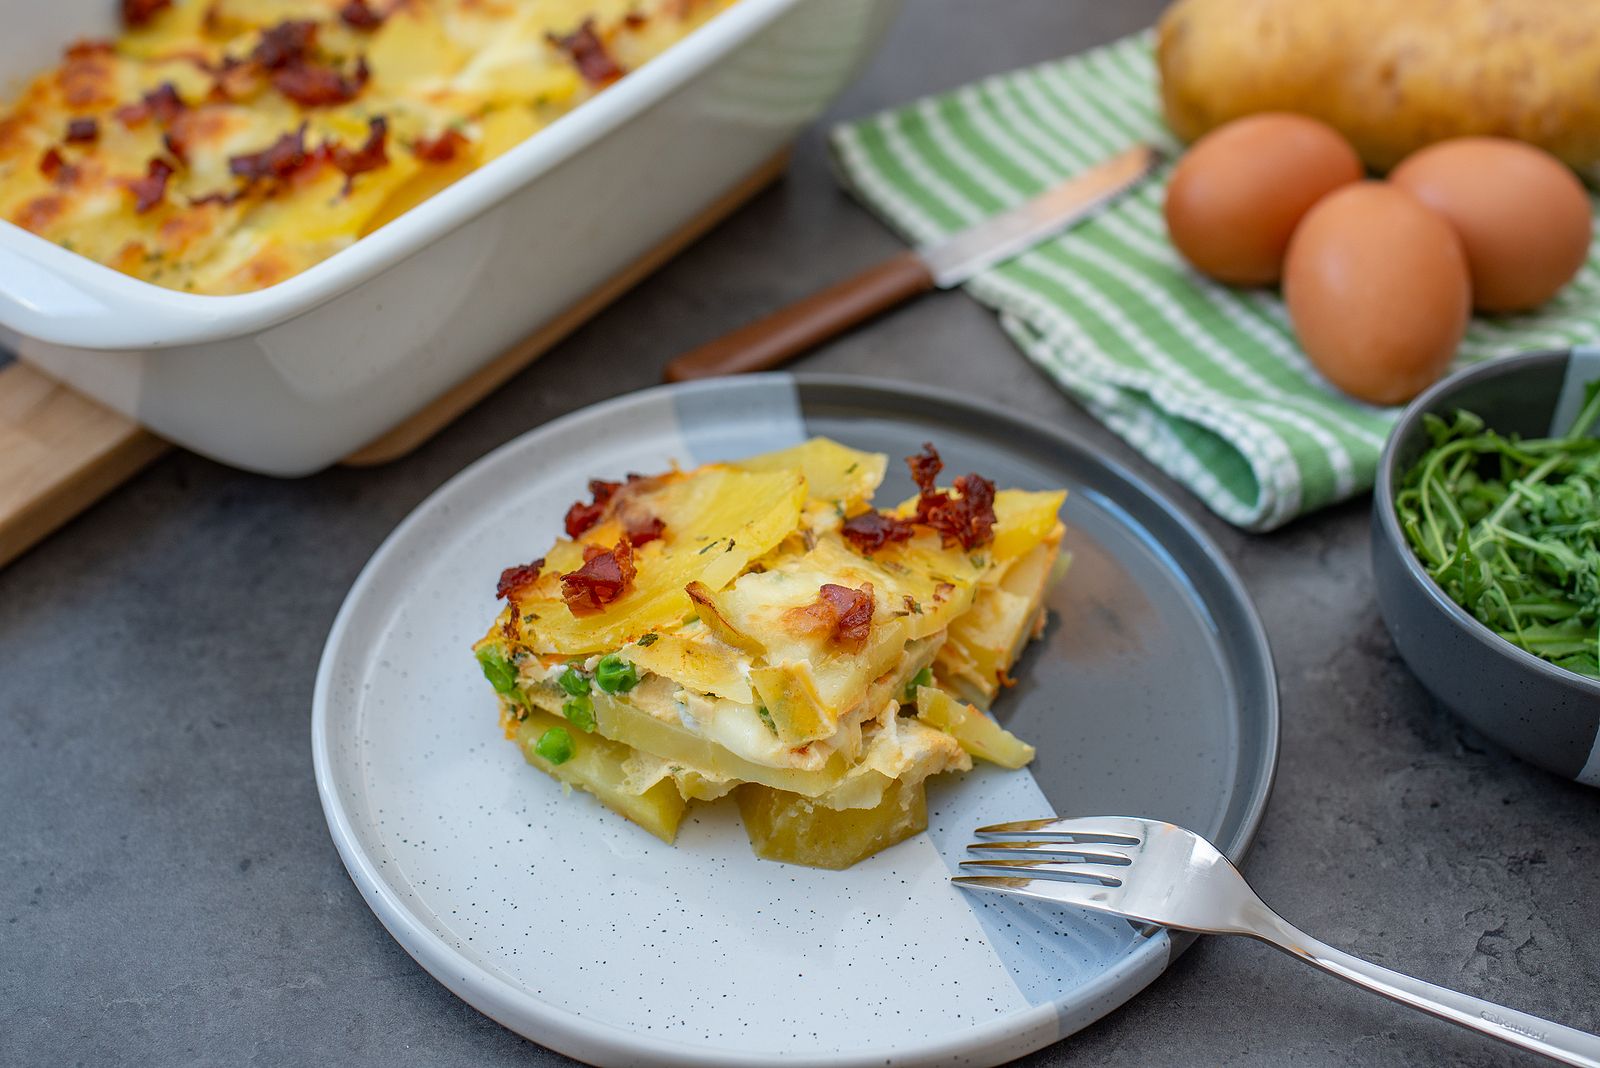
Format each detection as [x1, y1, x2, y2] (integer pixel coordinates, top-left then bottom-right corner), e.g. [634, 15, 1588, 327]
[964, 842, 1132, 864]
[952, 875, 1124, 914]
[959, 858, 1127, 884]
[974, 815, 1151, 842]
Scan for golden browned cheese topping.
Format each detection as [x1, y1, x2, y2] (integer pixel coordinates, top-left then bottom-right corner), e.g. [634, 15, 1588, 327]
[0, 0, 735, 294]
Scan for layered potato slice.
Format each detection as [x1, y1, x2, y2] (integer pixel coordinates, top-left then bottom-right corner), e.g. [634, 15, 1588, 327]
[474, 438, 1071, 868]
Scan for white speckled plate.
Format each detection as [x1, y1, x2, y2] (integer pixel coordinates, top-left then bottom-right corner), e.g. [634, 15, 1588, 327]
[313, 375, 1278, 1067]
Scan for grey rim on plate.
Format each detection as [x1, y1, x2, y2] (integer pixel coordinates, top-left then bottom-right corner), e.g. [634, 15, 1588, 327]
[312, 373, 1280, 1067]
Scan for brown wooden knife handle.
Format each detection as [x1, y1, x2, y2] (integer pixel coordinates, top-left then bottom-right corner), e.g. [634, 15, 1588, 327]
[663, 250, 935, 382]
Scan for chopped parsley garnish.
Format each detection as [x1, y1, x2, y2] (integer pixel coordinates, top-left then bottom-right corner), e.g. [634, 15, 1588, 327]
[535, 727, 575, 765]
[756, 705, 777, 735]
[637, 632, 659, 647]
[557, 666, 590, 697]
[561, 694, 596, 732]
[1396, 381, 1600, 679]
[594, 654, 638, 694]
[902, 666, 933, 704]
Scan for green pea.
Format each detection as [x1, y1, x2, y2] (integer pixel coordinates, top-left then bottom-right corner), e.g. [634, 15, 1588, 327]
[557, 666, 589, 697]
[476, 646, 517, 694]
[535, 727, 575, 765]
[903, 667, 934, 704]
[594, 654, 639, 694]
[562, 694, 596, 733]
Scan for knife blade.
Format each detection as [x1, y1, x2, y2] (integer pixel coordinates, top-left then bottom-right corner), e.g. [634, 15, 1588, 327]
[663, 143, 1159, 382]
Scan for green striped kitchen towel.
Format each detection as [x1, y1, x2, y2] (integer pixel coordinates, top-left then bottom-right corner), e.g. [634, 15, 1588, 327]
[829, 31, 1600, 531]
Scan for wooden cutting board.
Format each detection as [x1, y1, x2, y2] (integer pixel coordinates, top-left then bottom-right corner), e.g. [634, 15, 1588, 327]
[0, 149, 789, 569]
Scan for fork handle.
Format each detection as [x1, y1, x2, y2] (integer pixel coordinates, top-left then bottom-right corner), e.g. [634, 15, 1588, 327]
[1252, 914, 1600, 1066]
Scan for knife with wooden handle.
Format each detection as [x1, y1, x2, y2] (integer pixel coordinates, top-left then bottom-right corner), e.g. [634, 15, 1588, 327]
[663, 143, 1160, 383]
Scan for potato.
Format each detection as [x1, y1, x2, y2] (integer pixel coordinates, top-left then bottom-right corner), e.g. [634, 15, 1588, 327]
[915, 687, 1036, 770]
[509, 710, 688, 843]
[736, 778, 929, 870]
[1157, 0, 1600, 180]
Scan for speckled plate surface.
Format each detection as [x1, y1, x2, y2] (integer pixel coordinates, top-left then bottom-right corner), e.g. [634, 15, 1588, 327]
[312, 374, 1278, 1067]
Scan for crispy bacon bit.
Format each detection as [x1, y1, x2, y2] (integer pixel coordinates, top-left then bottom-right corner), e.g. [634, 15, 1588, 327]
[841, 446, 997, 556]
[412, 127, 468, 163]
[840, 510, 914, 553]
[122, 0, 173, 28]
[561, 537, 636, 615]
[273, 56, 368, 107]
[905, 444, 996, 551]
[906, 442, 942, 495]
[116, 82, 186, 127]
[622, 512, 665, 546]
[496, 558, 544, 600]
[64, 117, 99, 144]
[38, 148, 78, 187]
[548, 18, 623, 85]
[564, 478, 623, 538]
[332, 116, 388, 187]
[252, 21, 318, 70]
[229, 124, 309, 182]
[783, 583, 875, 652]
[187, 188, 245, 208]
[916, 471, 996, 551]
[339, 0, 386, 30]
[126, 157, 175, 213]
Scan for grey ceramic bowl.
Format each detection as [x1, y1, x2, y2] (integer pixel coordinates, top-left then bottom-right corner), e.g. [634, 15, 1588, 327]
[1372, 349, 1600, 784]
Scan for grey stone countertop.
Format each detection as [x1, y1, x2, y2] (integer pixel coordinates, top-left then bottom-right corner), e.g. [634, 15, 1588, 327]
[3, 2, 1596, 1066]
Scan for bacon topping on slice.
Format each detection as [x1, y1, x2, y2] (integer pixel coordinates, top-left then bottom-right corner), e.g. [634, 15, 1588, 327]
[840, 510, 914, 553]
[839, 444, 998, 555]
[622, 512, 665, 546]
[916, 470, 996, 551]
[64, 117, 99, 144]
[561, 537, 636, 615]
[339, 0, 386, 30]
[783, 583, 875, 652]
[331, 116, 388, 187]
[564, 478, 623, 538]
[38, 148, 79, 187]
[126, 157, 175, 213]
[496, 558, 544, 601]
[116, 82, 186, 127]
[252, 20, 318, 70]
[907, 443, 996, 551]
[273, 56, 369, 107]
[548, 18, 622, 86]
[906, 442, 943, 495]
[122, 0, 173, 28]
[229, 125, 310, 183]
[412, 128, 468, 163]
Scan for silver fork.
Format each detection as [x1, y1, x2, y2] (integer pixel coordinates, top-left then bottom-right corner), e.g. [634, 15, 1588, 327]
[956, 815, 1600, 1066]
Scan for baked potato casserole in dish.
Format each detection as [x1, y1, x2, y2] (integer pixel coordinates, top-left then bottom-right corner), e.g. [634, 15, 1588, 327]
[0, 0, 736, 294]
[0, 0, 899, 473]
[474, 439, 1067, 869]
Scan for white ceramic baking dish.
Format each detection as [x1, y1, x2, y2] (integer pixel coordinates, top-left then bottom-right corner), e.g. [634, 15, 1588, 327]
[0, 0, 900, 475]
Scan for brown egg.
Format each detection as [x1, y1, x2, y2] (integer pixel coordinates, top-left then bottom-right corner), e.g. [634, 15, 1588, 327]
[1164, 113, 1363, 285]
[1284, 182, 1470, 406]
[1391, 137, 1592, 313]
